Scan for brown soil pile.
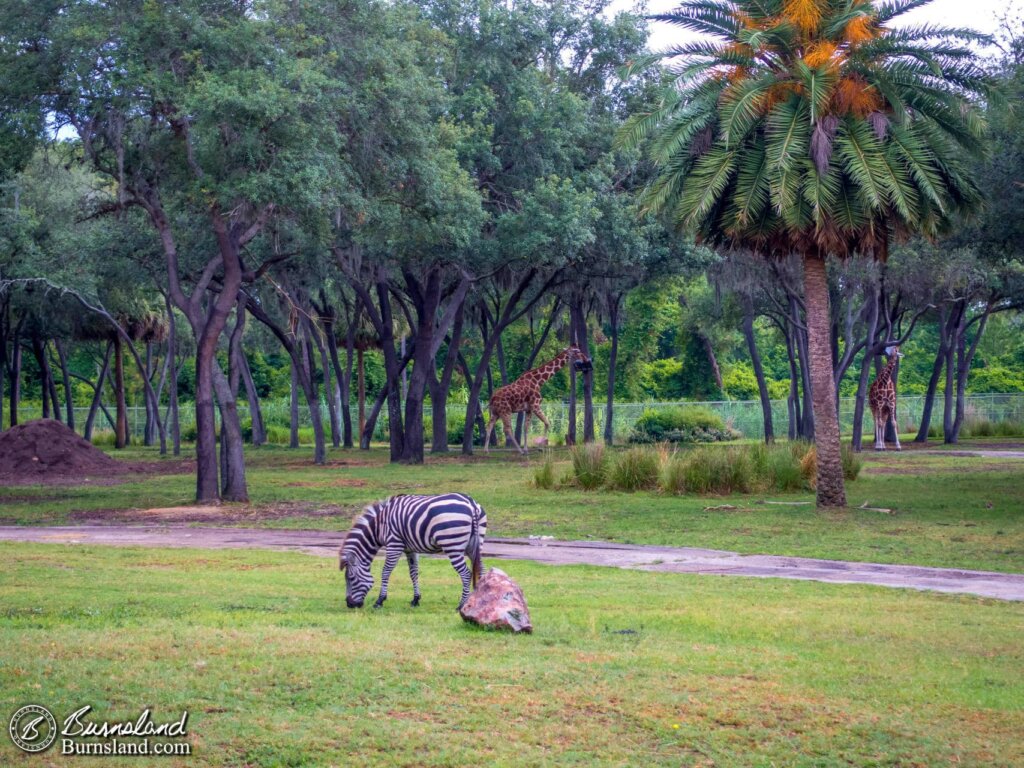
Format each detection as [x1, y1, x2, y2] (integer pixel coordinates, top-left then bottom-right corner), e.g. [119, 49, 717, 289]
[0, 419, 127, 482]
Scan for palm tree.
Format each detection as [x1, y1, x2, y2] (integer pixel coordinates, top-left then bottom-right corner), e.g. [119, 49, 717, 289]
[619, 0, 993, 506]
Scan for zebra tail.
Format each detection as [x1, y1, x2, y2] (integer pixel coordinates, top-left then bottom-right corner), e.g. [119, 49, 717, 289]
[469, 507, 483, 590]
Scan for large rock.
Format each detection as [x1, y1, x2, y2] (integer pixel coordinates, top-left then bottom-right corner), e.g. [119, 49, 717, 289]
[459, 568, 532, 633]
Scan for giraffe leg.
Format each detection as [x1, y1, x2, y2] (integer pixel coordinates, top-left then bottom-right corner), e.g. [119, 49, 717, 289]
[502, 414, 525, 454]
[532, 404, 551, 435]
[522, 411, 532, 450]
[890, 406, 902, 451]
[484, 413, 498, 454]
[874, 414, 885, 451]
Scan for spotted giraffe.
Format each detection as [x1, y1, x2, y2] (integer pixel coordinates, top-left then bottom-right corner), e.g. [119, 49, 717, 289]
[869, 345, 904, 451]
[484, 345, 591, 455]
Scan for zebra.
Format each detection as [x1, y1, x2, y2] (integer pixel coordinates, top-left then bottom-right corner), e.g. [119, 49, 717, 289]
[338, 493, 487, 610]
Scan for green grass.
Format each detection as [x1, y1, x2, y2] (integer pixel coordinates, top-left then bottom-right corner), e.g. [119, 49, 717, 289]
[0, 442, 1022, 572]
[0, 543, 1021, 767]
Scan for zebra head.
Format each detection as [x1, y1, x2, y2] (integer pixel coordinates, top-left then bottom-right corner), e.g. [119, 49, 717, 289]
[339, 504, 380, 608]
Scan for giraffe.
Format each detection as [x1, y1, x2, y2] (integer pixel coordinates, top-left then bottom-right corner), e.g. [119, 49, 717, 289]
[484, 345, 591, 455]
[869, 345, 904, 451]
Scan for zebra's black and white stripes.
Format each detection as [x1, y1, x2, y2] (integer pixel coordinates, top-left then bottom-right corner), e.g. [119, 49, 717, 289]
[338, 493, 487, 610]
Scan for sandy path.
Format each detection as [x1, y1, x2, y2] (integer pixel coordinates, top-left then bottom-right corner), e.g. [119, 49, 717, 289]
[1, 525, 1022, 601]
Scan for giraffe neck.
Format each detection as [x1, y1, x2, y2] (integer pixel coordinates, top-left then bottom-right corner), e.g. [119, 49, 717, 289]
[880, 355, 899, 385]
[526, 350, 570, 387]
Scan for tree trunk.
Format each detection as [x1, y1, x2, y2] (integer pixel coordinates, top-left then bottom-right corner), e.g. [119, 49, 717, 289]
[9, 318, 23, 426]
[239, 349, 265, 446]
[289, 359, 300, 448]
[742, 308, 774, 444]
[31, 337, 51, 420]
[914, 340, 946, 443]
[792, 306, 815, 440]
[324, 307, 352, 449]
[374, 282, 405, 462]
[571, 299, 595, 444]
[299, 319, 327, 464]
[950, 303, 993, 442]
[604, 295, 621, 447]
[215, 299, 249, 501]
[313, 320, 341, 449]
[112, 336, 128, 448]
[55, 339, 75, 430]
[802, 255, 846, 508]
[942, 306, 960, 442]
[84, 342, 113, 442]
[850, 291, 879, 452]
[143, 342, 156, 445]
[165, 294, 181, 457]
[430, 300, 465, 454]
[783, 326, 800, 440]
[357, 348, 366, 448]
[0, 302, 6, 430]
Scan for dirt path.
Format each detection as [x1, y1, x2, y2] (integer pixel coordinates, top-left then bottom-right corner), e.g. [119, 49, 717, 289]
[2, 525, 1022, 601]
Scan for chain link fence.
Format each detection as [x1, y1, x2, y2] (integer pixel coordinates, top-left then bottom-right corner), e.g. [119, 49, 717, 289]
[10, 393, 1023, 443]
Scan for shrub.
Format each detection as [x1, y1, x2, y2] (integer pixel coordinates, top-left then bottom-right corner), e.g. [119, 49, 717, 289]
[841, 444, 862, 481]
[677, 447, 753, 495]
[533, 454, 556, 490]
[265, 425, 315, 445]
[962, 417, 1024, 438]
[660, 456, 688, 495]
[570, 444, 607, 490]
[797, 444, 861, 486]
[607, 447, 660, 491]
[799, 446, 817, 488]
[90, 430, 116, 447]
[628, 406, 739, 445]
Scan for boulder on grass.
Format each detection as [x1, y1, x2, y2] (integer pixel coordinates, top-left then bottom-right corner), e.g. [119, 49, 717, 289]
[459, 568, 532, 633]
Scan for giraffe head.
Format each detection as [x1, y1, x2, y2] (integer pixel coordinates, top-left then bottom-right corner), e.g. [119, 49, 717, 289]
[883, 344, 904, 360]
[568, 344, 592, 372]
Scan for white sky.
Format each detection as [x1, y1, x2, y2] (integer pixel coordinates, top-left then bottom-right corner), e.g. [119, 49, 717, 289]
[609, 0, 1018, 53]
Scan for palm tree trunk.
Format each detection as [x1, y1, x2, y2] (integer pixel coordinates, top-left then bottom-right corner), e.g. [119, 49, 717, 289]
[802, 255, 846, 507]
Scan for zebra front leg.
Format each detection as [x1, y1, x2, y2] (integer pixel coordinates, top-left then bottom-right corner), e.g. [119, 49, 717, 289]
[446, 550, 473, 610]
[406, 552, 421, 607]
[374, 546, 403, 609]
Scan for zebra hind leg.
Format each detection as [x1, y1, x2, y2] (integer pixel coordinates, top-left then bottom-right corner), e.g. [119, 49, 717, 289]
[407, 552, 421, 607]
[446, 550, 473, 610]
[374, 546, 403, 609]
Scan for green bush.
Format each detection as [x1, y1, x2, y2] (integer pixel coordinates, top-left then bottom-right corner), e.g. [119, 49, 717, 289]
[676, 447, 753, 495]
[749, 442, 804, 492]
[841, 444, 862, 481]
[628, 406, 739, 445]
[570, 444, 607, 490]
[265, 425, 315, 445]
[532, 454, 556, 490]
[962, 418, 1024, 438]
[607, 447, 660, 491]
[966, 366, 1024, 394]
[660, 455, 688, 495]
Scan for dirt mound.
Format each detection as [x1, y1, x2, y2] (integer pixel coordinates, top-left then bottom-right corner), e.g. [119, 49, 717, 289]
[0, 419, 127, 482]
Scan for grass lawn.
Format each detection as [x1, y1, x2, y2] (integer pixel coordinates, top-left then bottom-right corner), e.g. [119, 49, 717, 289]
[1, 442, 1021, 573]
[1, 543, 1021, 767]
